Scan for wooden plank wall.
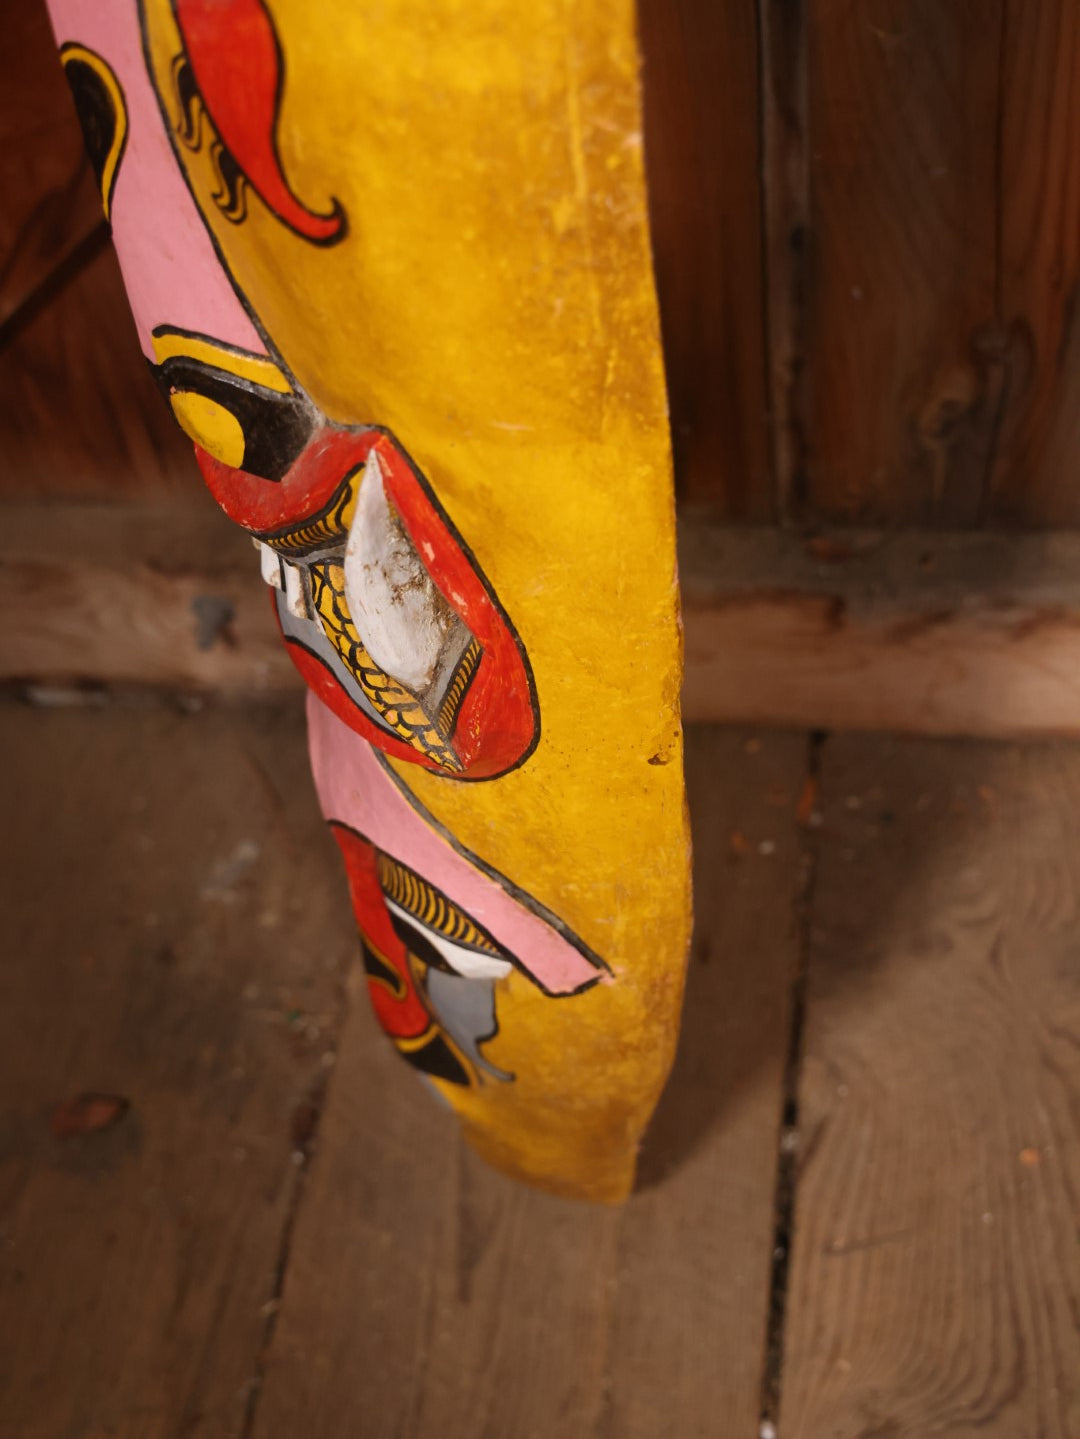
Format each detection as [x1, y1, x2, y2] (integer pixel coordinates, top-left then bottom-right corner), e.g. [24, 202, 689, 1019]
[640, 0, 1080, 527]
[2, 2, 1078, 523]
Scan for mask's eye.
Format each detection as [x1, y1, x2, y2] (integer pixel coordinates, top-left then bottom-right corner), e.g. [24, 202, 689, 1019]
[60, 43, 128, 220]
[168, 388, 246, 468]
[149, 330, 315, 480]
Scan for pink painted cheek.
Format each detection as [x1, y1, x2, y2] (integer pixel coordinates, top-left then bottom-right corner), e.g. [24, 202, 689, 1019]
[306, 692, 605, 998]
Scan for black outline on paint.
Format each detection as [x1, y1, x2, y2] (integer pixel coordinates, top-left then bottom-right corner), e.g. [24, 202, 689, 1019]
[165, 0, 346, 246]
[136, 2, 542, 782]
[261, 438, 541, 782]
[353, 762, 610, 988]
[329, 817, 605, 997]
[59, 42, 129, 222]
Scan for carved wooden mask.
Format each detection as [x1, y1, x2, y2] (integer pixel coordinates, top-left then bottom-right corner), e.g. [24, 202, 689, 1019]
[49, 0, 691, 1201]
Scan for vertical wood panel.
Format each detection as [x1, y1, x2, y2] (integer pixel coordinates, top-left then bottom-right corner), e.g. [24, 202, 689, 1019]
[801, 0, 1003, 527]
[638, 0, 772, 519]
[6, 2, 1080, 525]
[986, 2, 1080, 527]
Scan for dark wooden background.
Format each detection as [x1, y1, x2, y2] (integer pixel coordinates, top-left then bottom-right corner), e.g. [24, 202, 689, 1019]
[5, 2, 1079, 529]
[641, 0, 1080, 528]
[4, 16, 1080, 1434]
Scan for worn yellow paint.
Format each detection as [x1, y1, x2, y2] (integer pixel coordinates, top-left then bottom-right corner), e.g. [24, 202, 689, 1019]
[168, 391, 247, 468]
[142, 0, 691, 1201]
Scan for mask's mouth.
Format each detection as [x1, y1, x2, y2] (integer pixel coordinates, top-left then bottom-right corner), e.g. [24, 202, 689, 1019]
[149, 329, 538, 779]
[254, 445, 483, 773]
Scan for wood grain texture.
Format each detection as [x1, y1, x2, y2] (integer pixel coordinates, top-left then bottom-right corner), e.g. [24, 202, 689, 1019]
[0, 244, 199, 500]
[780, 735, 1080, 1437]
[986, 2, 1080, 527]
[681, 522, 1080, 741]
[0, 701, 351, 1439]
[0, 500, 295, 694]
[0, 0, 104, 329]
[638, 0, 771, 518]
[249, 729, 803, 1439]
[802, 0, 1003, 526]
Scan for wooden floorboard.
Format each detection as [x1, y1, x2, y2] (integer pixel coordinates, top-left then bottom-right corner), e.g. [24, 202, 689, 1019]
[780, 735, 1080, 1437]
[12, 709, 1078, 1436]
[0, 700, 351, 1439]
[250, 728, 804, 1439]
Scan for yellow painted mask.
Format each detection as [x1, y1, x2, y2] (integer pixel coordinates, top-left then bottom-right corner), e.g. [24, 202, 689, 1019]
[49, 0, 691, 1201]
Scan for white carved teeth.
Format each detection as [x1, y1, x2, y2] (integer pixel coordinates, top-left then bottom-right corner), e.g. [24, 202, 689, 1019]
[343, 448, 468, 692]
[253, 538, 310, 619]
[253, 538, 283, 590]
[250, 469, 473, 710]
[283, 559, 310, 620]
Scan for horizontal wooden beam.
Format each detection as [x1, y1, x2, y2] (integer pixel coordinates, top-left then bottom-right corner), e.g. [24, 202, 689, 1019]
[681, 515, 1080, 738]
[6, 501, 1080, 739]
[0, 501, 292, 694]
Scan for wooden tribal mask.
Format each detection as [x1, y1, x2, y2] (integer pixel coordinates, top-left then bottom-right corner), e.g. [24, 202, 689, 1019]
[48, 0, 691, 1201]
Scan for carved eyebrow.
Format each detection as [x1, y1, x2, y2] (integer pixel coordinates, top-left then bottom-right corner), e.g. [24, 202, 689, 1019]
[150, 326, 294, 393]
[59, 43, 128, 221]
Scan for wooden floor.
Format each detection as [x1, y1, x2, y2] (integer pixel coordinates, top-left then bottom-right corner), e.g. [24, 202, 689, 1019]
[1, 700, 1078, 1438]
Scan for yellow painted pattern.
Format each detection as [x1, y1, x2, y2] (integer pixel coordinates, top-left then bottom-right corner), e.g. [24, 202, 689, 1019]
[377, 853, 503, 955]
[151, 328, 294, 393]
[255, 472, 357, 554]
[142, 0, 691, 1202]
[308, 560, 463, 772]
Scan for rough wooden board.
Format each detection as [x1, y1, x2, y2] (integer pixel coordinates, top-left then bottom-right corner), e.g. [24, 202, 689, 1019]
[604, 729, 803, 1438]
[0, 700, 352, 1439]
[0, 244, 200, 501]
[250, 729, 803, 1439]
[779, 734, 1080, 1436]
[680, 523, 1080, 740]
[638, 0, 771, 520]
[0, 498, 294, 694]
[683, 589, 1080, 739]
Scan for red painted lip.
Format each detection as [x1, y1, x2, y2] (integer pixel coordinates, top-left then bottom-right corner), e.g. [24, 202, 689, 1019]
[195, 425, 539, 779]
[333, 828, 432, 1042]
[197, 421, 369, 533]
